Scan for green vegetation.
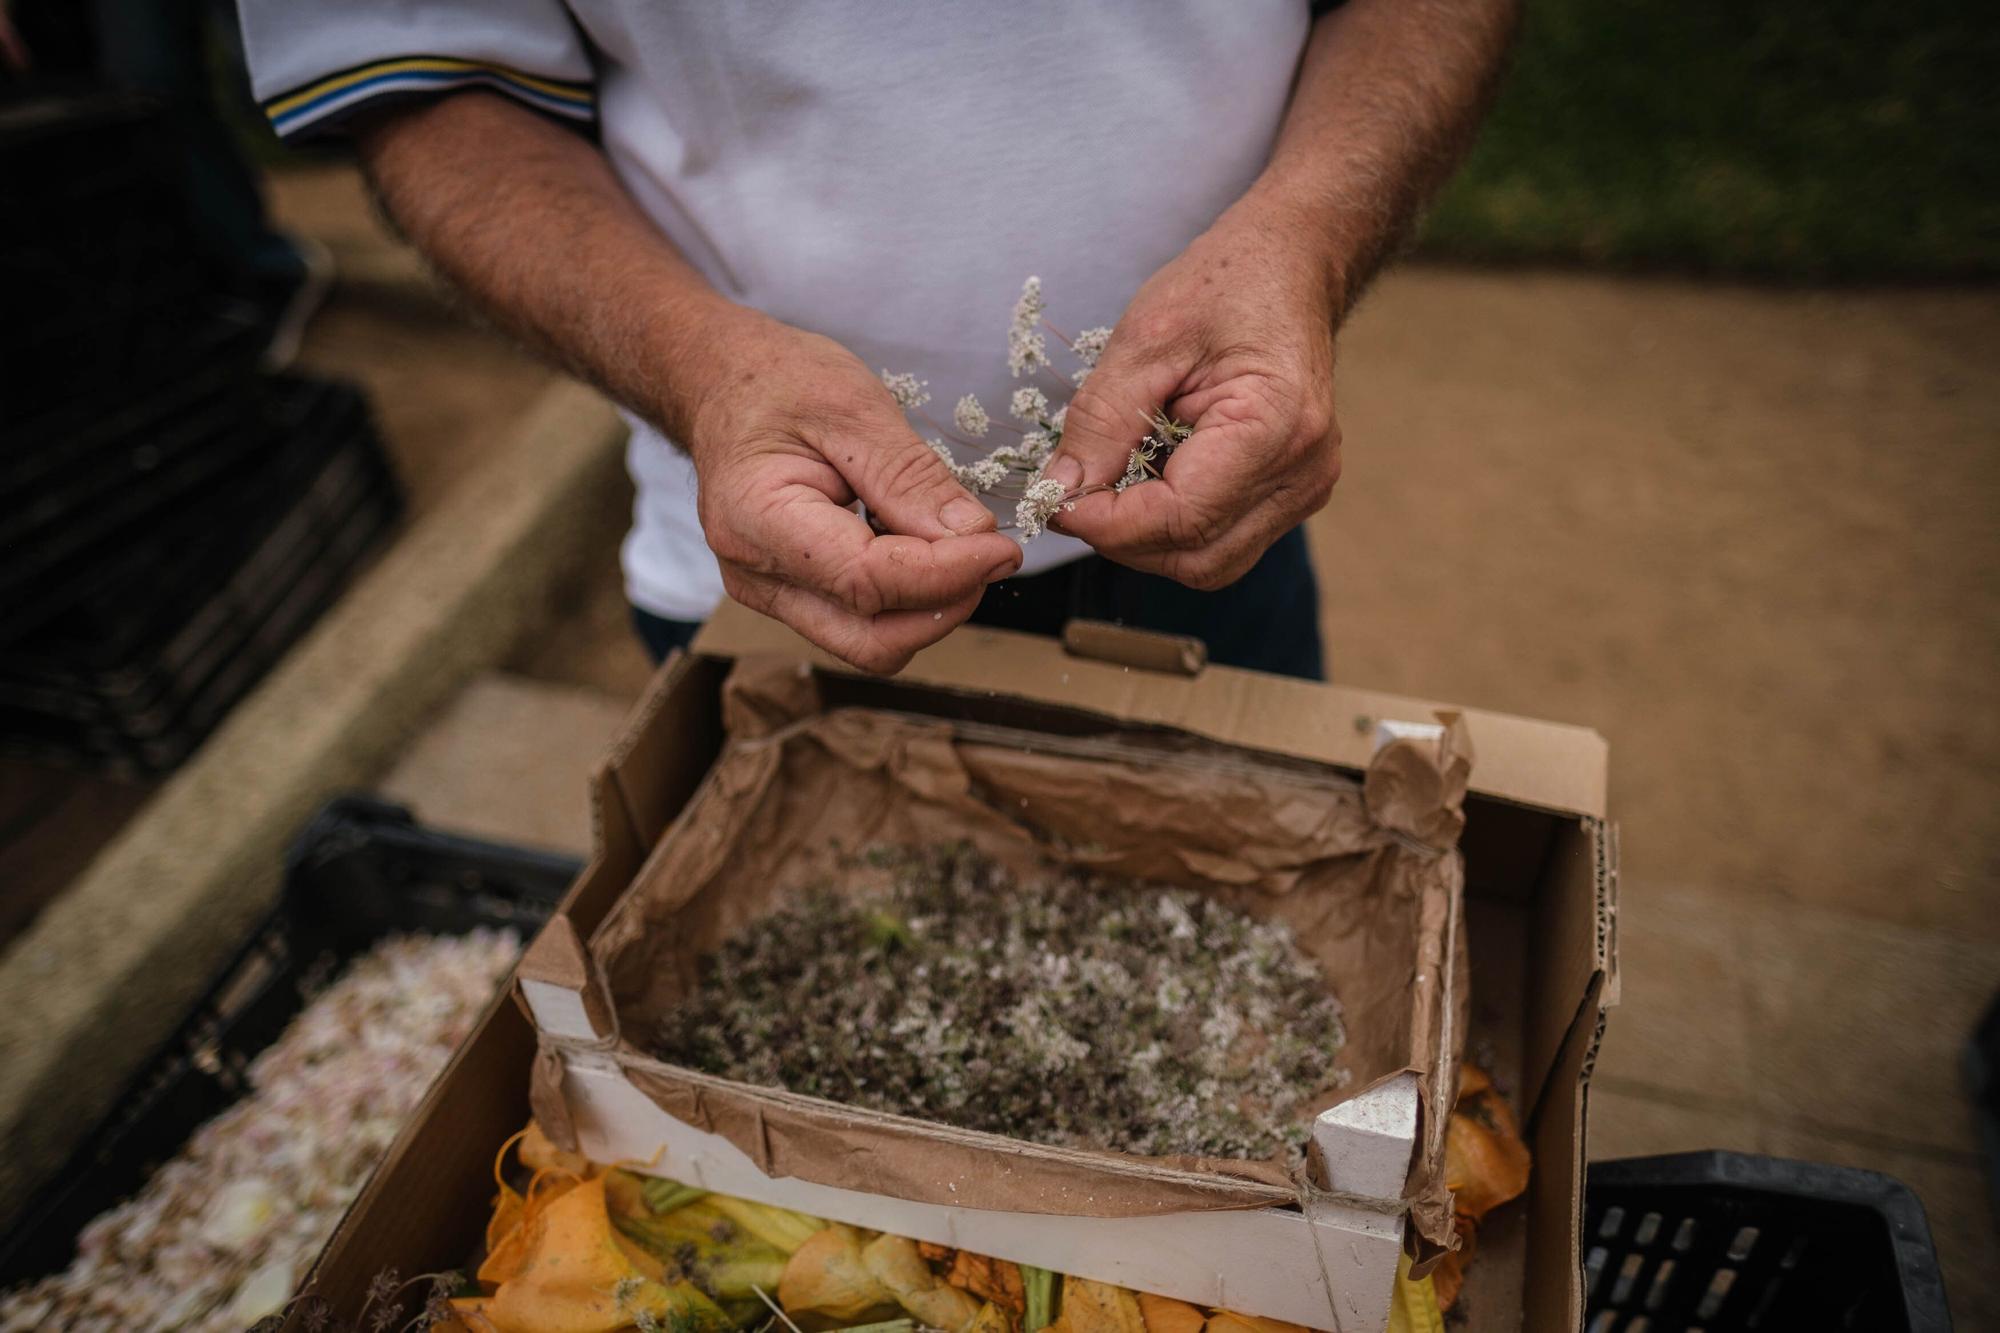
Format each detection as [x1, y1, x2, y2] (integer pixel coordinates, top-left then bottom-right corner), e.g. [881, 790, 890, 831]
[1422, 1, 2000, 278]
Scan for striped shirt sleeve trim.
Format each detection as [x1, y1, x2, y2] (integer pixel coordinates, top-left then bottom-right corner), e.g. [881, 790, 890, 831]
[263, 56, 595, 139]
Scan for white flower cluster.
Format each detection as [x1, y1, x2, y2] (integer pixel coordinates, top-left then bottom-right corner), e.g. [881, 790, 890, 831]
[1007, 275, 1047, 378]
[952, 393, 989, 437]
[880, 278, 1186, 545]
[878, 369, 930, 409]
[1070, 326, 1112, 385]
[1013, 476, 1069, 541]
[1116, 410, 1195, 493]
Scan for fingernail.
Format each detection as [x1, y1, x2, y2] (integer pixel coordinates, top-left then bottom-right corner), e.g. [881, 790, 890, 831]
[1047, 455, 1083, 490]
[985, 556, 1017, 584]
[941, 495, 989, 534]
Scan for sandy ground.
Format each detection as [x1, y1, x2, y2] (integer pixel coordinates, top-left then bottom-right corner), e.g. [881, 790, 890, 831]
[1317, 267, 2000, 1324]
[1319, 269, 1998, 942]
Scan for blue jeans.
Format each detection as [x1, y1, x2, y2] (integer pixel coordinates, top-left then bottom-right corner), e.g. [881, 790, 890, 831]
[632, 526, 1325, 680]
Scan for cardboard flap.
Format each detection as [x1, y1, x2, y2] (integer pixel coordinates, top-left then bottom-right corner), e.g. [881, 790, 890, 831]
[517, 913, 593, 993]
[1062, 619, 1207, 676]
[692, 603, 1607, 819]
[516, 915, 617, 1043]
[1366, 711, 1474, 849]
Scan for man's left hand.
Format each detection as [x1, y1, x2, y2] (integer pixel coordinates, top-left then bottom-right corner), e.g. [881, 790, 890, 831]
[1044, 198, 1343, 589]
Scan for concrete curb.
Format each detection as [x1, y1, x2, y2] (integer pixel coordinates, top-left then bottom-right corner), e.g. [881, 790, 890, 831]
[0, 379, 628, 1221]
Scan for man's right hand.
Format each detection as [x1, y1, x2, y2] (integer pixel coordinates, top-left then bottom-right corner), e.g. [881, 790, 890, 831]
[354, 94, 1015, 671]
[670, 309, 1021, 674]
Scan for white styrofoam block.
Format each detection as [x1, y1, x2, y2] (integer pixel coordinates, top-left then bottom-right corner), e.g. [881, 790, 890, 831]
[520, 978, 599, 1041]
[1312, 1072, 1420, 1202]
[1371, 719, 1445, 753]
[562, 1059, 1402, 1332]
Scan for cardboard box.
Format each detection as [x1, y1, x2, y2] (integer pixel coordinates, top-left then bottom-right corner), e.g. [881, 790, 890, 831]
[292, 608, 1616, 1332]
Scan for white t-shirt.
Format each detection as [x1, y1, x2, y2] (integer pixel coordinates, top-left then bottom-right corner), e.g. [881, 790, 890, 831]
[242, 3, 1314, 620]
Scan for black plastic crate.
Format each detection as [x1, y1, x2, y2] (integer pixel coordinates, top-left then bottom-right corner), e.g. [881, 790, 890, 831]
[0, 377, 402, 774]
[0, 377, 394, 661]
[0, 94, 253, 425]
[1585, 1150, 1952, 1332]
[0, 367, 280, 592]
[0, 340, 267, 563]
[0, 796, 581, 1287]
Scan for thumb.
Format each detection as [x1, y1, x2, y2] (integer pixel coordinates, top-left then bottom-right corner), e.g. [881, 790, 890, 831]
[841, 409, 1000, 541]
[1044, 334, 1185, 495]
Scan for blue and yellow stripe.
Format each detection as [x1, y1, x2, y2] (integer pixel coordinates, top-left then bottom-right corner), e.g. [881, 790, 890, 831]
[264, 56, 594, 139]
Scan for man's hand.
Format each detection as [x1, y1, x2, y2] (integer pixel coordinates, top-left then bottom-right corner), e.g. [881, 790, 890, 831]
[357, 94, 1018, 674]
[676, 310, 1021, 673]
[1044, 199, 1341, 590]
[1044, 0, 1517, 588]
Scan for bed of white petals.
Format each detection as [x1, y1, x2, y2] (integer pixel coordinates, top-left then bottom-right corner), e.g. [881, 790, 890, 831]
[0, 928, 520, 1332]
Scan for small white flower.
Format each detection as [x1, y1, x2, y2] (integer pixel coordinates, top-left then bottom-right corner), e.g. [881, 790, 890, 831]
[879, 369, 930, 409]
[1200, 1007, 1244, 1050]
[1007, 276, 1048, 378]
[1156, 895, 1199, 942]
[1018, 430, 1053, 464]
[1011, 275, 1045, 333]
[963, 456, 1011, 492]
[1013, 475, 1068, 540]
[952, 394, 990, 437]
[1008, 327, 1047, 379]
[1114, 449, 1150, 492]
[928, 438, 958, 470]
[1010, 386, 1049, 422]
[1073, 326, 1112, 366]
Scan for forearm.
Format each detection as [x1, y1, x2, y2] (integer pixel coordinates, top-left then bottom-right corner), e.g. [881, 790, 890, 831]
[355, 92, 749, 440]
[1244, 0, 1521, 314]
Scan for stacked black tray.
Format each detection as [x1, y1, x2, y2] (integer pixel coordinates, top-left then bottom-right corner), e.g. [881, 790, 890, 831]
[0, 95, 401, 774]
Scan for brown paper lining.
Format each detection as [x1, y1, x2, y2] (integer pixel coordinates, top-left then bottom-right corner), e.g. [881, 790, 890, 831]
[554, 659, 1468, 1245]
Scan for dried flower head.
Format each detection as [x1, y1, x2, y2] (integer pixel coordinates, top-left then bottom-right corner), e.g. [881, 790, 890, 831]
[1070, 326, 1113, 384]
[425, 1278, 460, 1328]
[962, 456, 1012, 493]
[1008, 276, 1049, 378]
[1013, 475, 1070, 540]
[879, 369, 930, 409]
[1010, 386, 1050, 423]
[952, 393, 991, 438]
[1116, 409, 1195, 492]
